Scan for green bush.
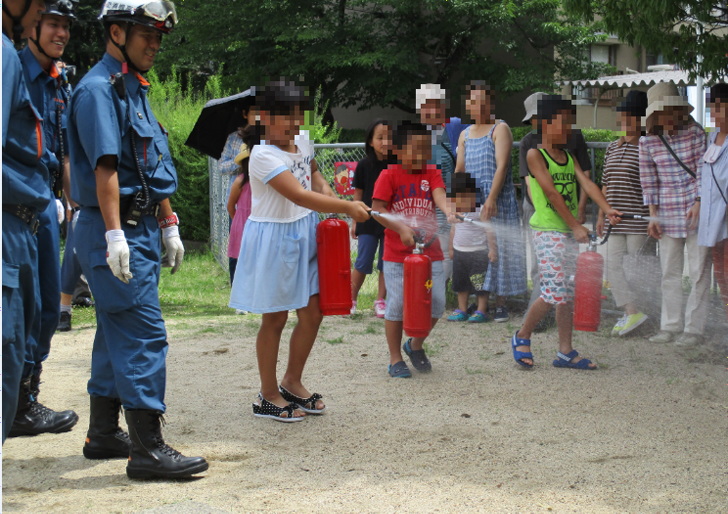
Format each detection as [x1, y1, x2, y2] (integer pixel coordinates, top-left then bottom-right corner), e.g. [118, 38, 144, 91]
[147, 68, 226, 242]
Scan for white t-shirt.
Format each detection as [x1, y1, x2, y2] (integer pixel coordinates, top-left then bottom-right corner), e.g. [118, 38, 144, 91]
[248, 133, 314, 222]
[452, 211, 489, 251]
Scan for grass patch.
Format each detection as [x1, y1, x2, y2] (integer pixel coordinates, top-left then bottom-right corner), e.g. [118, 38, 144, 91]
[326, 336, 345, 345]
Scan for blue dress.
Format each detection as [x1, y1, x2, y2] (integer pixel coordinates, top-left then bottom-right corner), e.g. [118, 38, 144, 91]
[463, 123, 526, 297]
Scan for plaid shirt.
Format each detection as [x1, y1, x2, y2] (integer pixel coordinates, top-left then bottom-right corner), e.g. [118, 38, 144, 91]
[639, 122, 706, 238]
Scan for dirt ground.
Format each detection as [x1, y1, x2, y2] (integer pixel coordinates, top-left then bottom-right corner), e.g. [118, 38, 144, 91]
[2, 308, 727, 513]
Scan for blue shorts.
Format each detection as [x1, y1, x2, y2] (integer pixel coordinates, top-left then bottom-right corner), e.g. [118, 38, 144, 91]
[383, 260, 445, 322]
[354, 233, 384, 274]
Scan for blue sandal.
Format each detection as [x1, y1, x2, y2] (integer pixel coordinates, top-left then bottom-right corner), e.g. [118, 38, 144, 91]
[552, 350, 597, 370]
[388, 360, 412, 378]
[511, 331, 534, 369]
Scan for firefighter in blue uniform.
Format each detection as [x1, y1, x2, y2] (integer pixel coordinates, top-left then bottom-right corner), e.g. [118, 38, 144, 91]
[9, 0, 80, 438]
[67, 0, 208, 479]
[2, 0, 49, 444]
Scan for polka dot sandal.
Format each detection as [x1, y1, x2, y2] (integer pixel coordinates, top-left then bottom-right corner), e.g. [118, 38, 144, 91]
[252, 394, 305, 422]
[278, 386, 326, 415]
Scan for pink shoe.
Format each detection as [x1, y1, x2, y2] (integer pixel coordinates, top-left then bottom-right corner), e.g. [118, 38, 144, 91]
[374, 298, 386, 318]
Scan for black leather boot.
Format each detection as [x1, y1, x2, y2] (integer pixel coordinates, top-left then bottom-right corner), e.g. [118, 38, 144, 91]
[8, 374, 79, 437]
[124, 409, 208, 479]
[83, 396, 131, 459]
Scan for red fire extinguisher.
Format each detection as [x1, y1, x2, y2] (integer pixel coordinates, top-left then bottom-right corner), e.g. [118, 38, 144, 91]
[573, 239, 604, 332]
[403, 242, 433, 338]
[316, 215, 352, 316]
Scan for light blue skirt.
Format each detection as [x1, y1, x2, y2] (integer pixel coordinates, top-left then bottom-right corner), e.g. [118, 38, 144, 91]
[229, 211, 319, 313]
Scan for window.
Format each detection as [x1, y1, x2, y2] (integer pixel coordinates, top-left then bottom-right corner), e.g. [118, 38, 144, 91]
[590, 45, 617, 67]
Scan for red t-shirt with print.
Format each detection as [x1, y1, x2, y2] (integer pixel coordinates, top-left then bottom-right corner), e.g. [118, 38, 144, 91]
[372, 164, 445, 263]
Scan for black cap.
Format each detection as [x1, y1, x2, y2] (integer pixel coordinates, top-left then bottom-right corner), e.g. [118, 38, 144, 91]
[616, 90, 648, 117]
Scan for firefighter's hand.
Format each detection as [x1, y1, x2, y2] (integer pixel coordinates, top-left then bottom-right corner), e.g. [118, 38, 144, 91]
[162, 225, 184, 274]
[347, 201, 370, 223]
[105, 229, 133, 284]
[399, 227, 416, 248]
[572, 225, 590, 244]
[55, 200, 64, 224]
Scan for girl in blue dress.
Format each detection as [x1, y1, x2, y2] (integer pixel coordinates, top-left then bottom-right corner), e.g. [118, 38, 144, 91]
[454, 81, 526, 322]
[229, 81, 370, 422]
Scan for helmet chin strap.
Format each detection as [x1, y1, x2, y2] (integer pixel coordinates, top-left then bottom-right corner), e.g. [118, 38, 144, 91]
[2, 0, 33, 45]
[110, 24, 147, 75]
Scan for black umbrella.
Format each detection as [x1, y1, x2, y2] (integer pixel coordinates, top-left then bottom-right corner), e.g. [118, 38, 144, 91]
[185, 88, 256, 160]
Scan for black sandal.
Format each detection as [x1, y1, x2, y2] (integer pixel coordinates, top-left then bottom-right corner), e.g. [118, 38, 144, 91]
[252, 394, 305, 422]
[279, 386, 326, 414]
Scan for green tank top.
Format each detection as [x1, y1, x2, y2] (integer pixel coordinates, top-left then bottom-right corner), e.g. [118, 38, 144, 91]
[529, 149, 578, 233]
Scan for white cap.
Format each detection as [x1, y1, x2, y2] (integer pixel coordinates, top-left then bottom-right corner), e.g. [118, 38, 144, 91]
[415, 83, 447, 111]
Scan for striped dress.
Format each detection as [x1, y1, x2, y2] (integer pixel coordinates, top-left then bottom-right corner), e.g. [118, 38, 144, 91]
[601, 139, 649, 234]
[463, 123, 527, 296]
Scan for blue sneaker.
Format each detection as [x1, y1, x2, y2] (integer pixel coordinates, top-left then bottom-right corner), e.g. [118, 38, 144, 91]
[493, 306, 509, 323]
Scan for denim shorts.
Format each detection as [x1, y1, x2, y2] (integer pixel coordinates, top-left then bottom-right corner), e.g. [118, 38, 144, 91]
[383, 260, 445, 321]
[354, 233, 384, 274]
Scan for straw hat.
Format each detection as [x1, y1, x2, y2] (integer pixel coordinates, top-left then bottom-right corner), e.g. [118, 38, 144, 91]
[644, 82, 693, 121]
[522, 92, 546, 124]
[415, 84, 447, 111]
[233, 143, 250, 166]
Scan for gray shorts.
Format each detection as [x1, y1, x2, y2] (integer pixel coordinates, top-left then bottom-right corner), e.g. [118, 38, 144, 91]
[383, 260, 446, 321]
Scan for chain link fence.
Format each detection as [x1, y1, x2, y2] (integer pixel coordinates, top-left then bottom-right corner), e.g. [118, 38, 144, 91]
[209, 142, 609, 269]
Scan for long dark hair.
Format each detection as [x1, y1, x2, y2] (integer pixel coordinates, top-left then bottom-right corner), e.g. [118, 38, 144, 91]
[237, 124, 261, 186]
[364, 118, 389, 160]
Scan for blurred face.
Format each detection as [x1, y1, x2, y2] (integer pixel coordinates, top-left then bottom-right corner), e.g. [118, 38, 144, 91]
[618, 111, 641, 137]
[37, 14, 70, 60]
[395, 133, 431, 171]
[4, 0, 45, 38]
[370, 123, 390, 160]
[655, 106, 690, 134]
[709, 98, 728, 127]
[260, 106, 304, 146]
[453, 192, 477, 213]
[465, 88, 495, 124]
[541, 110, 572, 145]
[124, 24, 162, 72]
[419, 99, 447, 126]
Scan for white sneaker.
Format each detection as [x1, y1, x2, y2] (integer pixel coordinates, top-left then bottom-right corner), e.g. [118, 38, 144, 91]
[350, 300, 357, 315]
[374, 298, 386, 318]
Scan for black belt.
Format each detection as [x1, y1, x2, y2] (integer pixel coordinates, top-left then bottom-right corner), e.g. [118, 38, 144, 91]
[3, 204, 40, 235]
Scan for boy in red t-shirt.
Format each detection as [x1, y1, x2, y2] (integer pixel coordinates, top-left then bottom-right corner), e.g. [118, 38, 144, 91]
[372, 121, 453, 378]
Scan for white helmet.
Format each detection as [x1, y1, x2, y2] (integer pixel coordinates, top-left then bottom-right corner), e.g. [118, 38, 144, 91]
[99, 0, 177, 33]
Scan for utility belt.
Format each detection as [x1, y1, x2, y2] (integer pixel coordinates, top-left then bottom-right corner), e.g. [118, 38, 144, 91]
[119, 195, 160, 227]
[3, 204, 40, 235]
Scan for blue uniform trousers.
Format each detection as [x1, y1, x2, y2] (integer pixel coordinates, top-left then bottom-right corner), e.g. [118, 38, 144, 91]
[74, 208, 167, 412]
[2, 215, 41, 442]
[23, 197, 61, 377]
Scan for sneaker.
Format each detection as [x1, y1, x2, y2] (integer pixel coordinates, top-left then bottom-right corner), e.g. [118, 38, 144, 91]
[350, 301, 357, 315]
[57, 311, 72, 332]
[618, 312, 648, 336]
[493, 306, 509, 323]
[611, 315, 627, 336]
[374, 298, 386, 318]
[674, 332, 703, 346]
[447, 309, 469, 322]
[649, 331, 676, 343]
[467, 310, 490, 323]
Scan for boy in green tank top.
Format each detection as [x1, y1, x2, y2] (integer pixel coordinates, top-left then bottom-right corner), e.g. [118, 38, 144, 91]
[511, 96, 621, 370]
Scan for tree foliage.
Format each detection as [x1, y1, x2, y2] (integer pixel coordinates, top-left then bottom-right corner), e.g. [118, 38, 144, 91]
[155, 0, 609, 120]
[564, 0, 728, 81]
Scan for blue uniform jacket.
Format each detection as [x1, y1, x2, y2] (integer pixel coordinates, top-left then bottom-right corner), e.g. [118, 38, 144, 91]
[2, 34, 50, 211]
[68, 53, 177, 207]
[19, 46, 71, 178]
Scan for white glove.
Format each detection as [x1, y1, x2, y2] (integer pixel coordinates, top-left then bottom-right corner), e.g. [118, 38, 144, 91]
[105, 229, 133, 284]
[56, 199, 64, 224]
[162, 225, 184, 274]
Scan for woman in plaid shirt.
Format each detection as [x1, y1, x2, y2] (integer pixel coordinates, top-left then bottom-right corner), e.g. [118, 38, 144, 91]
[639, 82, 709, 346]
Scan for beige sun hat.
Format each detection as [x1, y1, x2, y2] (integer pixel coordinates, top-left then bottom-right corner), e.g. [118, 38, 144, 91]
[233, 143, 250, 166]
[415, 83, 447, 111]
[644, 81, 694, 121]
[522, 92, 547, 124]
